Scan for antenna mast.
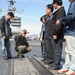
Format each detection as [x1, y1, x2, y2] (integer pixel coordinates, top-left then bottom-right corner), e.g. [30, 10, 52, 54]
[8, 0, 16, 13]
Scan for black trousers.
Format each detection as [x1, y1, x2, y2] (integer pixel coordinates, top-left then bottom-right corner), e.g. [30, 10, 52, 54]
[51, 38, 62, 67]
[41, 40, 46, 59]
[44, 38, 53, 61]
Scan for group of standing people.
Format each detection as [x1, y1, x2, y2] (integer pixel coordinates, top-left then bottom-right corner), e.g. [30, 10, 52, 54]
[0, 0, 75, 74]
[40, 0, 75, 74]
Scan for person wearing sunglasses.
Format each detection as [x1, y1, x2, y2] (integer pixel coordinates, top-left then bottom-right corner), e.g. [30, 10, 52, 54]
[15, 29, 32, 58]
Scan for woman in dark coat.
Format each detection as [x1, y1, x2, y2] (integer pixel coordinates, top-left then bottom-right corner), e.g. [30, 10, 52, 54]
[40, 15, 48, 61]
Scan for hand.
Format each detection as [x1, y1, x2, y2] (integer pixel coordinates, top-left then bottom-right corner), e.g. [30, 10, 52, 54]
[56, 20, 61, 25]
[40, 38, 42, 41]
[29, 46, 32, 50]
[53, 35, 57, 40]
[10, 36, 12, 39]
[3, 36, 6, 39]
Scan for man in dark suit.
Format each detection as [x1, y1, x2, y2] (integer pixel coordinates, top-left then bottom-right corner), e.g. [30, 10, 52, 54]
[48, 0, 66, 70]
[44, 4, 54, 64]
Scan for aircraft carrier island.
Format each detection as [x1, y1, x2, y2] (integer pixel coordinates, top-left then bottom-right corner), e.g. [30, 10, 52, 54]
[8, 0, 21, 35]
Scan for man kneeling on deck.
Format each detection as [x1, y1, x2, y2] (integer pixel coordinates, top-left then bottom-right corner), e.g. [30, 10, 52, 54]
[15, 29, 32, 58]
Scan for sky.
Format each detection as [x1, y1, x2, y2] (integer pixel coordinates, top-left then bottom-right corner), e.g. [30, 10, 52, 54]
[0, 0, 70, 34]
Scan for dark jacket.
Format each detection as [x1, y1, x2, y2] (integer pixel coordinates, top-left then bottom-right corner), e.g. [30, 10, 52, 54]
[44, 14, 53, 39]
[15, 36, 29, 50]
[60, 0, 75, 31]
[49, 7, 66, 40]
[0, 16, 12, 39]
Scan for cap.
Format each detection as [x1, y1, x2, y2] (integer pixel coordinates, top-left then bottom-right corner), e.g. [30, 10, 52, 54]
[22, 29, 28, 34]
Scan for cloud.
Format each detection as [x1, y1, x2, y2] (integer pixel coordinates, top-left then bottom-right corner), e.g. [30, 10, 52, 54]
[21, 24, 41, 34]
[15, 0, 28, 2]
[21, 15, 39, 19]
[15, 0, 68, 4]
[38, 0, 52, 4]
[16, 0, 52, 4]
